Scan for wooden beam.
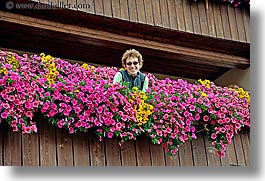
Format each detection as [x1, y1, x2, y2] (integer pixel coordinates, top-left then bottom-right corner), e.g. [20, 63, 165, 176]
[0, 11, 249, 70]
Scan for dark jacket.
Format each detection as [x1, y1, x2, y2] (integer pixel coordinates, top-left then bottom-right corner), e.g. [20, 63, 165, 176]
[119, 70, 146, 91]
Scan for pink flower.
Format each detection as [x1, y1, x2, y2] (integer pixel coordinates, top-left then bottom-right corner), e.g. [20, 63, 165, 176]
[71, 99, 78, 106]
[203, 115, 210, 122]
[64, 96, 70, 102]
[210, 120, 216, 125]
[8, 95, 15, 102]
[170, 133, 176, 139]
[217, 151, 225, 158]
[107, 132, 114, 138]
[184, 111, 190, 117]
[191, 133, 197, 139]
[235, 123, 241, 129]
[58, 121, 64, 128]
[3, 103, 10, 109]
[97, 106, 103, 114]
[32, 101, 39, 108]
[195, 114, 200, 121]
[69, 127, 74, 134]
[25, 102, 33, 109]
[156, 129, 162, 136]
[171, 149, 177, 155]
[189, 105, 195, 111]
[28, 123, 37, 133]
[1, 111, 8, 119]
[44, 92, 50, 97]
[211, 133, 217, 139]
[25, 111, 33, 120]
[23, 126, 32, 134]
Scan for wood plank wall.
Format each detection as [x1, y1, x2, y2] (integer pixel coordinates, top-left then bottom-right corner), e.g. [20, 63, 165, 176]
[34, 0, 250, 43]
[0, 114, 250, 166]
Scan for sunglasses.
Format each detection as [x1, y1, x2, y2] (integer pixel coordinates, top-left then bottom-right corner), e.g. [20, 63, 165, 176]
[126, 61, 139, 66]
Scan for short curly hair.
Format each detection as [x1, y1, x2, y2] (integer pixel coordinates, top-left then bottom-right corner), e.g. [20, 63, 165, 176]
[121, 49, 143, 68]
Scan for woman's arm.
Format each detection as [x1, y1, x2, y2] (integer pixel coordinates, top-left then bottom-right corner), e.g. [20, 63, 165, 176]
[113, 72, 123, 84]
[142, 76, 149, 92]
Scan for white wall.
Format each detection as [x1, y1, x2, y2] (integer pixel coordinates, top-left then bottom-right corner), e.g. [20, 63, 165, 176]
[214, 68, 250, 91]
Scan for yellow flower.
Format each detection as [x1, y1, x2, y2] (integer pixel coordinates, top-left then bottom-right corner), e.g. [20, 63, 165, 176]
[82, 63, 89, 70]
[130, 90, 154, 126]
[198, 79, 211, 87]
[0, 67, 7, 75]
[45, 55, 53, 61]
[132, 86, 139, 92]
[201, 92, 208, 97]
[231, 87, 250, 103]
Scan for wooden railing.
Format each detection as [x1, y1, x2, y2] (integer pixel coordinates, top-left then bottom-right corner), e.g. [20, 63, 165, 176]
[0, 114, 250, 166]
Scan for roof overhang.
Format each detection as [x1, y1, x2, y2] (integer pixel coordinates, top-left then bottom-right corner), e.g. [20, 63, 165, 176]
[0, 7, 250, 80]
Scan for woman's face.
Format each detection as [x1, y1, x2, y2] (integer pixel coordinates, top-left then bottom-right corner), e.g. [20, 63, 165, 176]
[124, 57, 140, 77]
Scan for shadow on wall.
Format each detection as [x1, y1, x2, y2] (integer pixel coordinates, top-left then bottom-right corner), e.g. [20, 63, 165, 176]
[214, 68, 250, 92]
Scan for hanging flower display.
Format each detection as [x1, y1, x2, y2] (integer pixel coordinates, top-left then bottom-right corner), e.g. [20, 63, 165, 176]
[0, 50, 250, 158]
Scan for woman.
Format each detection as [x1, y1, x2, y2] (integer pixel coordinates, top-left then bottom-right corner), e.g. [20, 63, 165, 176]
[113, 49, 148, 92]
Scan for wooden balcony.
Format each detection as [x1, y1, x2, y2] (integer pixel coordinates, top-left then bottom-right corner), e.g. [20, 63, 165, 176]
[0, 1, 250, 166]
[0, 114, 250, 166]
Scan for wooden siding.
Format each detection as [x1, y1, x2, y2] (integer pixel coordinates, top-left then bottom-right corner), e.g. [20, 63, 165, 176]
[29, 0, 250, 43]
[0, 114, 250, 166]
[0, 11, 249, 80]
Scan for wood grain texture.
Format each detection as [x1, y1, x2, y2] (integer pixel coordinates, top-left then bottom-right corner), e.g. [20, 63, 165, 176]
[0, 121, 250, 166]
[112, 0, 121, 18]
[73, 132, 90, 166]
[22, 133, 39, 166]
[136, 0, 146, 24]
[152, 0, 162, 27]
[212, 2, 224, 39]
[105, 138, 122, 166]
[120, 140, 137, 166]
[240, 129, 250, 166]
[220, 3, 232, 40]
[94, 0, 104, 15]
[182, 0, 193, 32]
[128, 0, 138, 22]
[178, 141, 193, 166]
[160, 0, 170, 28]
[235, 7, 246, 42]
[103, 0, 113, 17]
[242, 8, 250, 43]
[167, 0, 178, 30]
[206, 0, 217, 37]
[39, 118, 57, 166]
[190, 1, 201, 34]
[220, 137, 238, 166]
[227, 4, 239, 41]
[192, 135, 207, 166]
[150, 143, 166, 166]
[135, 136, 152, 166]
[3, 129, 22, 166]
[56, 128, 74, 166]
[204, 135, 222, 166]
[197, 1, 209, 36]
[89, 130, 106, 166]
[120, 0, 130, 20]
[144, 0, 154, 25]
